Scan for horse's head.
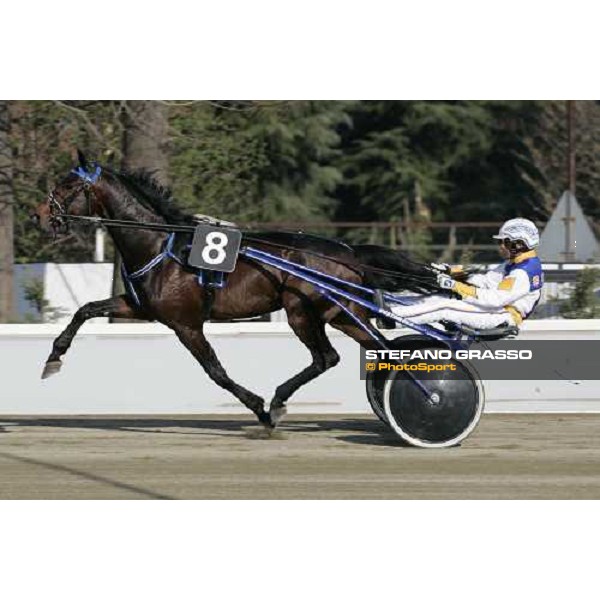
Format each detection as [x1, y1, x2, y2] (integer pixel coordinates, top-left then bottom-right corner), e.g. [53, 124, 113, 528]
[31, 150, 103, 235]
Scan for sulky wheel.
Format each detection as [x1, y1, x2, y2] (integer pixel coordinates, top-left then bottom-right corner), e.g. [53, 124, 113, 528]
[366, 368, 389, 424]
[365, 334, 450, 425]
[382, 357, 484, 448]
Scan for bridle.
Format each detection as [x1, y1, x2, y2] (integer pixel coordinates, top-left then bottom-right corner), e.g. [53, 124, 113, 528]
[47, 164, 102, 234]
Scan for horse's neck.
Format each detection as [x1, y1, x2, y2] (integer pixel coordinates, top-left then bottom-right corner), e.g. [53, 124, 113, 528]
[97, 180, 166, 272]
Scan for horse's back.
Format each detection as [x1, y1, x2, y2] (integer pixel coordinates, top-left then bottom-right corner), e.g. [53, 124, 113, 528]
[244, 230, 355, 259]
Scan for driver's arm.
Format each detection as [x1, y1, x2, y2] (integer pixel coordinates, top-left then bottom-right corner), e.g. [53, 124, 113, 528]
[453, 268, 530, 309]
[466, 264, 505, 289]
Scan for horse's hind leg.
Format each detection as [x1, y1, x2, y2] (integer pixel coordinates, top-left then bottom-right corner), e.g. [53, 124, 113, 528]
[269, 306, 340, 426]
[172, 324, 272, 427]
[328, 311, 382, 350]
[42, 295, 146, 379]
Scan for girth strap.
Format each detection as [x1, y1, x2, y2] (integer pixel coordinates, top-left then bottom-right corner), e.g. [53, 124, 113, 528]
[120, 233, 228, 308]
[121, 233, 180, 305]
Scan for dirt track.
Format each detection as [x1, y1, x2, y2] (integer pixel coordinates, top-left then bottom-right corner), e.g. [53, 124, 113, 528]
[0, 414, 599, 499]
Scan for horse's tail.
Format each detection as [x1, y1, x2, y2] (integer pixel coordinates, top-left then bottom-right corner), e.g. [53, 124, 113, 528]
[352, 244, 439, 294]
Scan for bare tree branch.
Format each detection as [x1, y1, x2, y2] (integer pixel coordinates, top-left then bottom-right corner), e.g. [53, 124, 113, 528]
[53, 101, 106, 146]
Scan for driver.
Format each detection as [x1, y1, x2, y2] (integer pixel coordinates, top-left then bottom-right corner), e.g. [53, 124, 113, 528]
[382, 218, 544, 330]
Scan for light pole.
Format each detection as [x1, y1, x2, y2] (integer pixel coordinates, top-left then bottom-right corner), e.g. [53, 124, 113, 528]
[564, 100, 576, 262]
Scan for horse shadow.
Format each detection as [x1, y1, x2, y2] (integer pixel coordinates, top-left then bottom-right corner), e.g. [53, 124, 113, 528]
[0, 416, 407, 447]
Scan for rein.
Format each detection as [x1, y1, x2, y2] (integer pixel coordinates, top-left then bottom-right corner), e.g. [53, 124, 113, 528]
[58, 213, 437, 284]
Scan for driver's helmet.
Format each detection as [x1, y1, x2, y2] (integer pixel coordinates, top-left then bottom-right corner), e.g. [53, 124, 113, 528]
[492, 218, 540, 249]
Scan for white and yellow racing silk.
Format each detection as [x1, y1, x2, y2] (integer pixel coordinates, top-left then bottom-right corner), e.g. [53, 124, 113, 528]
[451, 251, 544, 323]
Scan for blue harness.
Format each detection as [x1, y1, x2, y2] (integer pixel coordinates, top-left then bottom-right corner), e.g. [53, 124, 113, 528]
[121, 233, 227, 306]
[72, 164, 102, 184]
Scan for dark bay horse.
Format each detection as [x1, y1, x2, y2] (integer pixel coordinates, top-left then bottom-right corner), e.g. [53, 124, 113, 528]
[32, 153, 438, 428]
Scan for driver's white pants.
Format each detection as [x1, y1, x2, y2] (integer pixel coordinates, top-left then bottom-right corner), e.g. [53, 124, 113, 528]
[389, 296, 518, 329]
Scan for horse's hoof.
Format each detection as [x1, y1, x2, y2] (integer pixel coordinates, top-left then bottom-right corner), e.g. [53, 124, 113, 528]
[257, 410, 274, 430]
[41, 360, 62, 379]
[270, 405, 287, 427]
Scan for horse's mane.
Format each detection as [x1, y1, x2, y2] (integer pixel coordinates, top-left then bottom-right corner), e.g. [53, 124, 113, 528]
[106, 167, 195, 225]
[101, 167, 437, 293]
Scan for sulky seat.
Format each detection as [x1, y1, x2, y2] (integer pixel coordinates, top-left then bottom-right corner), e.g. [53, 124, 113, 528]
[441, 321, 519, 341]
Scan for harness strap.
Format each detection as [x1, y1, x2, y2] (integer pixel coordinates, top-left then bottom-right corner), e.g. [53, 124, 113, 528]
[71, 164, 102, 185]
[121, 233, 177, 305]
[203, 286, 215, 321]
[120, 234, 225, 306]
[121, 261, 141, 306]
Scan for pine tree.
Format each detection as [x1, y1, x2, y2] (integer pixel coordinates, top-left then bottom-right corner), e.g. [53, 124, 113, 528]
[560, 268, 600, 318]
[336, 101, 494, 223]
[169, 101, 352, 223]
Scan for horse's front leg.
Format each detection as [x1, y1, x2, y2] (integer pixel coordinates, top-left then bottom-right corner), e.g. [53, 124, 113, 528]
[172, 323, 272, 428]
[42, 295, 147, 379]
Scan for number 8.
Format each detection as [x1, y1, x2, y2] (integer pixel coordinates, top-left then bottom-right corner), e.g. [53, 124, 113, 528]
[202, 232, 228, 265]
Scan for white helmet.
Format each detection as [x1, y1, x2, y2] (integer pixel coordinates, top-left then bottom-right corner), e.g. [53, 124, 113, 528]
[492, 218, 539, 249]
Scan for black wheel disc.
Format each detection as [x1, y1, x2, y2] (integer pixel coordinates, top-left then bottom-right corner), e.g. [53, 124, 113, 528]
[383, 359, 484, 448]
[365, 335, 450, 425]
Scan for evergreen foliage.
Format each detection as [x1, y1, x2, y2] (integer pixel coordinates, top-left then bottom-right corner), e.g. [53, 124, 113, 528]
[560, 268, 600, 318]
[7, 100, 600, 264]
[169, 101, 352, 222]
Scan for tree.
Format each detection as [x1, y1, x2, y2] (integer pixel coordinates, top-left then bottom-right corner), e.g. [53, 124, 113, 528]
[333, 100, 556, 252]
[519, 101, 600, 228]
[169, 101, 352, 222]
[446, 100, 544, 221]
[334, 101, 502, 248]
[249, 101, 352, 222]
[121, 101, 169, 183]
[0, 101, 15, 322]
[111, 101, 170, 308]
[559, 268, 600, 318]
[7, 99, 597, 269]
[10, 101, 121, 264]
[334, 101, 554, 220]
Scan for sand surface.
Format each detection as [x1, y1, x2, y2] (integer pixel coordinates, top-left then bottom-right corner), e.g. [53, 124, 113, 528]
[0, 414, 599, 499]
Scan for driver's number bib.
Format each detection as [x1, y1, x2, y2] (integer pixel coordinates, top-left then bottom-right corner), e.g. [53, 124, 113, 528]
[187, 224, 242, 272]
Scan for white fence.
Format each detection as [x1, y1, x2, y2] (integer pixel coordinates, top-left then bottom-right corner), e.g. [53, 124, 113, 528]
[1, 320, 599, 415]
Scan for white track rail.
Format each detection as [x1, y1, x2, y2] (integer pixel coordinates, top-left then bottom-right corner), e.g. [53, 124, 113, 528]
[1, 320, 599, 415]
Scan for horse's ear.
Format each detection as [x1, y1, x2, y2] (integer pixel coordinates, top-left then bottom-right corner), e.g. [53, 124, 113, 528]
[77, 149, 88, 170]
